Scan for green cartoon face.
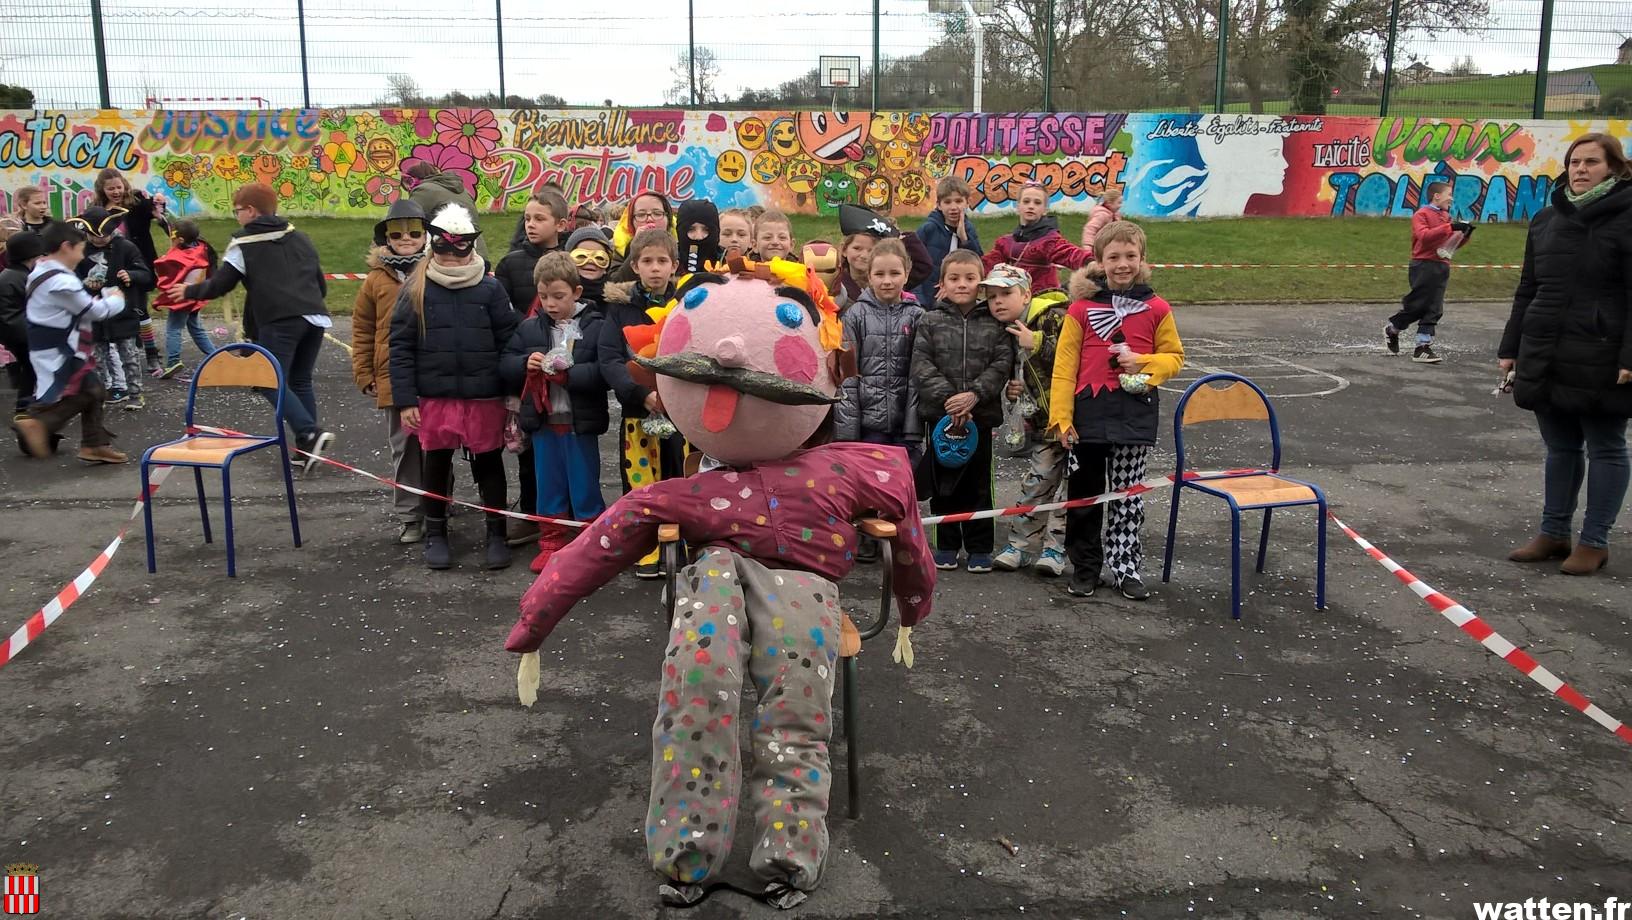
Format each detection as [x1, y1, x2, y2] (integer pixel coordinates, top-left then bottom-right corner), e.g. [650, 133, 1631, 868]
[815, 170, 858, 216]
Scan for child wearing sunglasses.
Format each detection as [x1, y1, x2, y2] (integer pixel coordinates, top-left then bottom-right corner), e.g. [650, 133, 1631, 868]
[353, 199, 431, 544]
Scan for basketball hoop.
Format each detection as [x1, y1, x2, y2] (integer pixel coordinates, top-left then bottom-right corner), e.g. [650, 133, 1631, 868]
[818, 55, 861, 113]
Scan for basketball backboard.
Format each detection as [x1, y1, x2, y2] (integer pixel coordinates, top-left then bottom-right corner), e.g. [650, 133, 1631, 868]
[926, 0, 995, 13]
[818, 55, 862, 89]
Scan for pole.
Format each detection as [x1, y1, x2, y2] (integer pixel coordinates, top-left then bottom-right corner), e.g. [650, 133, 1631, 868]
[961, 1, 984, 112]
[872, 0, 881, 113]
[496, 0, 506, 103]
[1214, 0, 1229, 113]
[1532, 0, 1555, 118]
[1043, 0, 1055, 112]
[1379, 0, 1400, 117]
[688, 0, 697, 106]
[89, 0, 111, 108]
[296, 0, 311, 109]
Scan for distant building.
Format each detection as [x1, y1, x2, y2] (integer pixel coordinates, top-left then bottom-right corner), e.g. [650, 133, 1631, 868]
[1546, 72, 1601, 109]
[1402, 62, 1435, 84]
[1619, 38, 1632, 66]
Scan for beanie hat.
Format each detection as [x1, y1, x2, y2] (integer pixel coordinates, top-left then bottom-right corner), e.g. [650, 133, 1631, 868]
[565, 225, 612, 253]
[4, 229, 46, 264]
[676, 200, 721, 273]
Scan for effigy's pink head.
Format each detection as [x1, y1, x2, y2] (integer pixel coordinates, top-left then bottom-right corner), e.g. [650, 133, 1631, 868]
[637, 271, 841, 465]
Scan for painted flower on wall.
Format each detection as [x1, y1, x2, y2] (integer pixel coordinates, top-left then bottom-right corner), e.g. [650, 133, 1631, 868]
[401, 142, 478, 196]
[347, 187, 370, 208]
[353, 112, 378, 134]
[252, 153, 282, 185]
[276, 175, 299, 199]
[161, 159, 194, 190]
[212, 154, 240, 181]
[435, 108, 501, 160]
[383, 108, 435, 139]
[321, 130, 360, 179]
[290, 154, 312, 171]
[366, 174, 401, 205]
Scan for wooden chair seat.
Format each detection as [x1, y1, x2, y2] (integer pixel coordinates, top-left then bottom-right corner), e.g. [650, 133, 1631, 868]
[1191, 473, 1317, 508]
[148, 436, 272, 466]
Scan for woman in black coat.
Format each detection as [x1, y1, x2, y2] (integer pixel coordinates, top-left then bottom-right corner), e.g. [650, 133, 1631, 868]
[1499, 132, 1632, 576]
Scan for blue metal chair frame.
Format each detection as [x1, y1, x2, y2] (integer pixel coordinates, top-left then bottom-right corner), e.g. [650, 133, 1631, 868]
[1161, 373, 1327, 620]
[140, 343, 301, 578]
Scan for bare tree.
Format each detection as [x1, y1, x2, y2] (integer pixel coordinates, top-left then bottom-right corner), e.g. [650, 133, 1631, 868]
[385, 73, 426, 107]
[1281, 0, 1488, 113]
[666, 47, 722, 106]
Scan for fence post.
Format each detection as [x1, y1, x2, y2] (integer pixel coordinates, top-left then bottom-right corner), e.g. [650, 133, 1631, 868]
[89, 0, 111, 108]
[688, 0, 698, 106]
[1213, 0, 1228, 113]
[872, 0, 881, 112]
[1042, 0, 1055, 112]
[1532, 0, 1555, 119]
[296, 0, 312, 108]
[1379, 0, 1399, 117]
[496, 0, 506, 103]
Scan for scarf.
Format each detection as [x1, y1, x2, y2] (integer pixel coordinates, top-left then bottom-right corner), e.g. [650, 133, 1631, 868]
[426, 256, 485, 290]
[379, 247, 426, 277]
[1563, 177, 1621, 209]
[1012, 215, 1060, 244]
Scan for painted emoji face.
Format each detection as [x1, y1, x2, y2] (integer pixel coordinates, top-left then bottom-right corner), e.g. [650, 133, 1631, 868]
[213, 154, 240, 180]
[902, 113, 931, 142]
[923, 145, 952, 179]
[736, 117, 767, 151]
[862, 176, 892, 210]
[896, 172, 928, 206]
[881, 139, 916, 172]
[869, 112, 904, 142]
[715, 149, 747, 183]
[365, 136, 397, 173]
[816, 170, 858, 215]
[252, 153, 282, 184]
[796, 111, 871, 164]
[768, 117, 800, 157]
[750, 150, 784, 184]
[784, 156, 820, 194]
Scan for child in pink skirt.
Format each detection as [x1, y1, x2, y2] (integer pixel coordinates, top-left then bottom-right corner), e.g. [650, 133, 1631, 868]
[389, 205, 520, 570]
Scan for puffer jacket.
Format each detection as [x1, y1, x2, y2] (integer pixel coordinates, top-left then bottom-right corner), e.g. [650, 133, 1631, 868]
[910, 299, 1015, 428]
[1499, 178, 1632, 419]
[494, 239, 561, 313]
[836, 288, 924, 440]
[1019, 289, 1070, 427]
[499, 303, 609, 436]
[351, 247, 416, 408]
[388, 273, 519, 407]
[79, 236, 153, 341]
[597, 280, 675, 418]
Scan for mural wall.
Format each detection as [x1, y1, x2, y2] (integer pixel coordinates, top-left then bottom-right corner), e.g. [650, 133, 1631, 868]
[1, 108, 1625, 223]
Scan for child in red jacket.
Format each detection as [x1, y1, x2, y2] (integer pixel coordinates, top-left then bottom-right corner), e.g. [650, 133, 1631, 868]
[1385, 180, 1472, 364]
[983, 181, 1092, 291]
[150, 220, 218, 378]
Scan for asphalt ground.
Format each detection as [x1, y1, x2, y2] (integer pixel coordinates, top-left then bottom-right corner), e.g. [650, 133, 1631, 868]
[1, 300, 1628, 920]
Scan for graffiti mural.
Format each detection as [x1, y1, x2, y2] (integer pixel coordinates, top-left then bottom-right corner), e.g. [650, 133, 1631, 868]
[0, 108, 1625, 222]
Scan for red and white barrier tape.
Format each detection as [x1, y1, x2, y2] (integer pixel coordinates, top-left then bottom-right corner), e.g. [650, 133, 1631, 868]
[1331, 514, 1632, 747]
[189, 425, 588, 528]
[1, 467, 174, 669]
[1146, 262, 1521, 270]
[919, 468, 1265, 526]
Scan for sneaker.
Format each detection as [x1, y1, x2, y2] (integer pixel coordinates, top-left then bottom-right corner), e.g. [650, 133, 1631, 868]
[1117, 574, 1151, 600]
[106, 388, 127, 405]
[398, 520, 424, 544]
[634, 561, 662, 580]
[77, 445, 129, 464]
[992, 545, 1028, 571]
[1065, 575, 1097, 597]
[932, 549, 960, 570]
[155, 362, 186, 379]
[505, 517, 539, 547]
[297, 429, 335, 474]
[1034, 548, 1067, 577]
[1384, 324, 1400, 355]
[966, 553, 994, 574]
[1412, 344, 1442, 364]
[121, 394, 144, 411]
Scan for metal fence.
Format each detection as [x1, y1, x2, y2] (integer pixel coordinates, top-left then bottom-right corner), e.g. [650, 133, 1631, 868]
[2, 0, 1628, 119]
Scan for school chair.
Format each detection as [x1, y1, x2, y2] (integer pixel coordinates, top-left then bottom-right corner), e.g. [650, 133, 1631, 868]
[140, 343, 301, 578]
[657, 516, 898, 820]
[1161, 373, 1327, 620]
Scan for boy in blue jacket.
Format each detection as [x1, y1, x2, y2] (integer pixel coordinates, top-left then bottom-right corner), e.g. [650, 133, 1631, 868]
[913, 177, 983, 304]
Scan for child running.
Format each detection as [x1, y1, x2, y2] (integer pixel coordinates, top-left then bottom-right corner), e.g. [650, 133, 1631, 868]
[1048, 220, 1184, 600]
[910, 251, 1015, 572]
[389, 205, 520, 571]
[72, 206, 153, 411]
[149, 220, 218, 379]
[1384, 180, 1472, 364]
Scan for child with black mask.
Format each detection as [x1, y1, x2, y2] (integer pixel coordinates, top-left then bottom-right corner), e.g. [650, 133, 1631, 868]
[565, 226, 613, 309]
[676, 199, 721, 274]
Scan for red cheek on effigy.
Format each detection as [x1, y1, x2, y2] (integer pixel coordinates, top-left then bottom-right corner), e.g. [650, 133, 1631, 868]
[774, 336, 819, 384]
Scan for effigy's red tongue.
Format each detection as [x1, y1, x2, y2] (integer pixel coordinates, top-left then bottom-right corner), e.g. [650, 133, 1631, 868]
[702, 385, 740, 432]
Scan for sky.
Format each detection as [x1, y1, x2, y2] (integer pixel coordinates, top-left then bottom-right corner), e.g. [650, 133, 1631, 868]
[0, 0, 1625, 110]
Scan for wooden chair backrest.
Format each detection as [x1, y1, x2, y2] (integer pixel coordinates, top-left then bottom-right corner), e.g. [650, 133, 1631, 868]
[194, 349, 280, 390]
[1181, 379, 1270, 426]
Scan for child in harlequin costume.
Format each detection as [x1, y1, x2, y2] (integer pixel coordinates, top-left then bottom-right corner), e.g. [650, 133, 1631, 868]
[508, 256, 936, 910]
